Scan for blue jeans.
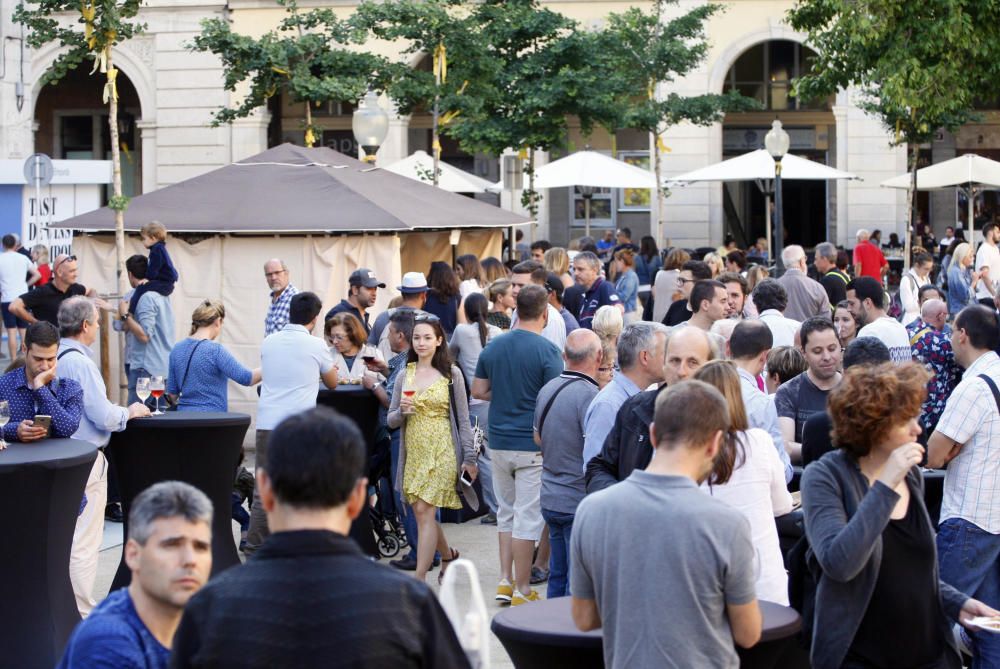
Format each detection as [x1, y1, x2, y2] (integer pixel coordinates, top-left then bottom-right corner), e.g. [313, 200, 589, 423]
[541, 508, 575, 598]
[937, 518, 1000, 669]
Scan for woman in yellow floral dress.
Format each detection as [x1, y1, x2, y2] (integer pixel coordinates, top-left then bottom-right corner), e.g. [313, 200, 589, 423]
[388, 314, 478, 583]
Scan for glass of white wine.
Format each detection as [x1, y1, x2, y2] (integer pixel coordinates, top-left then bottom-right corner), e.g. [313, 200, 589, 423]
[150, 376, 165, 415]
[136, 377, 151, 411]
[0, 400, 9, 449]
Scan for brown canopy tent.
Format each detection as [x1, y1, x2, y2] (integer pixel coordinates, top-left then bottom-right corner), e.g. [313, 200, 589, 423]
[53, 144, 529, 415]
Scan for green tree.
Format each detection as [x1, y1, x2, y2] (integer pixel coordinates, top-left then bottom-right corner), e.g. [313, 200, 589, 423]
[352, 0, 497, 184]
[191, 0, 395, 148]
[601, 0, 759, 241]
[443, 0, 609, 217]
[15, 0, 146, 292]
[788, 0, 1000, 264]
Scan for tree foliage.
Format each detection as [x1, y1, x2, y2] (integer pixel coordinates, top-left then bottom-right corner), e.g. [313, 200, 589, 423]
[192, 0, 396, 143]
[600, 0, 759, 233]
[787, 0, 1000, 145]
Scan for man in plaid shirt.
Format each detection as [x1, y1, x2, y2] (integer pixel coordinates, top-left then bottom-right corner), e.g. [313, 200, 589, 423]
[264, 259, 298, 336]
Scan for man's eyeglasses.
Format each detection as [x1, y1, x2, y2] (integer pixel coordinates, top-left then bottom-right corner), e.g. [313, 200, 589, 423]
[264, 269, 287, 278]
[54, 255, 77, 272]
[675, 277, 692, 286]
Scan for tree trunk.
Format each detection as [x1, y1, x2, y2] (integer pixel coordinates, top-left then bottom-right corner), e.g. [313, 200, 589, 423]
[528, 147, 537, 241]
[905, 142, 917, 274]
[107, 50, 127, 296]
[654, 129, 664, 245]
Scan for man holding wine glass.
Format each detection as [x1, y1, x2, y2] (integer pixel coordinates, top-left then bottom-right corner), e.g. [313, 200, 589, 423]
[0, 321, 82, 444]
[55, 296, 151, 616]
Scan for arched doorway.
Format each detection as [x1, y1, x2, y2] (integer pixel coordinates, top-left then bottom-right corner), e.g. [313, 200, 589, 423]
[34, 64, 143, 199]
[721, 40, 835, 248]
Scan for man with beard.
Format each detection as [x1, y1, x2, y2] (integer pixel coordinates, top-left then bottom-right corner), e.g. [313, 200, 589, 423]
[324, 268, 385, 335]
[718, 272, 750, 319]
[774, 316, 842, 464]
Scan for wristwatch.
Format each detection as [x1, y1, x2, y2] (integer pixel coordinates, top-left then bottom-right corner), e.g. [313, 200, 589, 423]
[121, 312, 131, 321]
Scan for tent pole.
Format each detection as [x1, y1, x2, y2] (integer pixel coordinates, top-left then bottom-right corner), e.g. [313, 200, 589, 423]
[585, 198, 591, 239]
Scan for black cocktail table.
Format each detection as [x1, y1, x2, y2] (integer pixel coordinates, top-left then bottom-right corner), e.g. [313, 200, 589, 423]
[107, 412, 250, 590]
[0, 438, 96, 668]
[491, 596, 802, 669]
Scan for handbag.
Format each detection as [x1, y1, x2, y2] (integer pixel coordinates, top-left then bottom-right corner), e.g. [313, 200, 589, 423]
[168, 339, 207, 411]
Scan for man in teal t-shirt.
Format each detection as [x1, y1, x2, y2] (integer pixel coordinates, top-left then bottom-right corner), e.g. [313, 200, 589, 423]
[474, 285, 562, 605]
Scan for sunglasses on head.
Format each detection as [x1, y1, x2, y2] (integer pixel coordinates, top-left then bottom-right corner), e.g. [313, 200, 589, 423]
[54, 255, 77, 271]
[414, 313, 441, 324]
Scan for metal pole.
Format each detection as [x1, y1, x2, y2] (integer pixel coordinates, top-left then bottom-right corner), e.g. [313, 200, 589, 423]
[33, 155, 42, 247]
[969, 186, 975, 242]
[584, 197, 591, 239]
[764, 193, 772, 263]
[774, 160, 785, 276]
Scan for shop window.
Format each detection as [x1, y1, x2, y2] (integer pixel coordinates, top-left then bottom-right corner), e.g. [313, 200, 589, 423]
[723, 41, 831, 111]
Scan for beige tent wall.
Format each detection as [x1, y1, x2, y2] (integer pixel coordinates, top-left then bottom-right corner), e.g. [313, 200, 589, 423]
[74, 233, 401, 424]
[400, 229, 503, 274]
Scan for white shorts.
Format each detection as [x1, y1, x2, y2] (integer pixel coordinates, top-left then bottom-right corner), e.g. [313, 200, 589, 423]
[491, 449, 543, 541]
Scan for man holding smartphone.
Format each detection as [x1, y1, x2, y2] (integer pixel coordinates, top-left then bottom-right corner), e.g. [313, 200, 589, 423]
[0, 320, 82, 443]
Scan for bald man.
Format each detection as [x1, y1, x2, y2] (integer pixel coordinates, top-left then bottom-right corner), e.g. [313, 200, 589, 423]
[534, 328, 602, 598]
[910, 298, 960, 433]
[586, 326, 717, 493]
[263, 259, 299, 336]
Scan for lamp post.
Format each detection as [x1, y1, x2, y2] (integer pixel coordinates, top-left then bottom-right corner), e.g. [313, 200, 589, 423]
[352, 90, 389, 165]
[764, 119, 790, 275]
[578, 185, 596, 238]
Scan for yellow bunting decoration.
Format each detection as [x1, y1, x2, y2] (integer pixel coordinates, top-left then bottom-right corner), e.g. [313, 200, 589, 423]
[304, 127, 316, 148]
[271, 66, 289, 76]
[517, 148, 528, 160]
[103, 67, 118, 104]
[433, 42, 447, 84]
[433, 137, 442, 161]
[656, 136, 670, 153]
[90, 47, 107, 74]
[120, 141, 132, 163]
[80, 0, 96, 48]
[440, 110, 460, 126]
[648, 80, 655, 100]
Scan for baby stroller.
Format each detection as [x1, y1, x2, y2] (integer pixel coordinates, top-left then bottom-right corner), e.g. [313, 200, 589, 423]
[368, 439, 408, 559]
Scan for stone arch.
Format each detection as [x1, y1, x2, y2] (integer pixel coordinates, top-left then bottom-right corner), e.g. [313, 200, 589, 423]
[30, 41, 156, 124]
[708, 26, 811, 97]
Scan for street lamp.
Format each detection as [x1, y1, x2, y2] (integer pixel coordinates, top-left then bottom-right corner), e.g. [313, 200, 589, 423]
[352, 90, 389, 164]
[578, 185, 596, 238]
[764, 119, 790, 275]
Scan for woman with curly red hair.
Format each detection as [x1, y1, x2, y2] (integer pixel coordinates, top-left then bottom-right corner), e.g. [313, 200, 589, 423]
[802, 362, 996, 669]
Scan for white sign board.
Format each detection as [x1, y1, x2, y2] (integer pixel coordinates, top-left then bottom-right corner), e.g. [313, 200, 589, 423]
[21, 185, 103, 258]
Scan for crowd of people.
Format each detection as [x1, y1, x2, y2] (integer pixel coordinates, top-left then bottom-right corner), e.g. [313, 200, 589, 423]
[15, 218, 1000, 668]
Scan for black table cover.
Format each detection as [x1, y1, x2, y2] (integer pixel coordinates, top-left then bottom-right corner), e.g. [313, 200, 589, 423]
[0, 438, 96, 669]
[491, 597, 802, 669]
[317, 387, 379, 557]
[107, 412, 250, 590]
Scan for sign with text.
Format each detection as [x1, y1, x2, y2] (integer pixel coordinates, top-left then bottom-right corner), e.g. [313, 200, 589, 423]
[20, 185, 102, 258]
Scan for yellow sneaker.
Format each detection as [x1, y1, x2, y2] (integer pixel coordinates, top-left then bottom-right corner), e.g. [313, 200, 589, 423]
[511, 589, 541, 606]
[496, 579, 513, 603]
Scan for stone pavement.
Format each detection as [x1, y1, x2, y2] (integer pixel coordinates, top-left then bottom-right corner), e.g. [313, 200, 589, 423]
[94, 512, 520, 668]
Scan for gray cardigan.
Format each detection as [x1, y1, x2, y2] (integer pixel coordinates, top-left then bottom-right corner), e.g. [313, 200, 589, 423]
[801, 450, 967, 669]
[386, 364, 477, 500]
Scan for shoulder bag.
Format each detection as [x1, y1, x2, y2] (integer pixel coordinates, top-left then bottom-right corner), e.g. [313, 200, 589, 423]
[168, 339, 207, 411]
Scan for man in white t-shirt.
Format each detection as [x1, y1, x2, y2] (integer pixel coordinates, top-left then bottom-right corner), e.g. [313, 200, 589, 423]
[975, 222, 1000, 305]
[247, 291, 338, 554]
[847, 276, 912, 364]
[0, 234, 40, 359]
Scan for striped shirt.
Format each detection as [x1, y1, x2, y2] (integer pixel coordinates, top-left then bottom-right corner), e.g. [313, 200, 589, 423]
[936, 351, 1000, 532]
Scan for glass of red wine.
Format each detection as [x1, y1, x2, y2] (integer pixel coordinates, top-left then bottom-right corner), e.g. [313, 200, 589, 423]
[150, 375, 165, 415]
[402, 386, 416, 414]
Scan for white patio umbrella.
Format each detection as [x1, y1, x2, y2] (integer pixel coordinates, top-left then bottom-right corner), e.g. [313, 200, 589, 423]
[382, 150, 499, 193]
[667, 149, 859, 254]
[533, 149, 657, 237]
[880, 154, 1000, 241]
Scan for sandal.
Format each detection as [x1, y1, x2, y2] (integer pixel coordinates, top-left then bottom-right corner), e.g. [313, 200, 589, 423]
[437, 547, 460, 585]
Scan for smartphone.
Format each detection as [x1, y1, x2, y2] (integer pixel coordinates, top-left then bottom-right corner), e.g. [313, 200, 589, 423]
[33, 415, 52, 437]
[460, 471, 474, 487]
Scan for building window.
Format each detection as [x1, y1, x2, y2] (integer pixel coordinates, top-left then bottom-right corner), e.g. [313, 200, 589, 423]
[723, 41, 830, 111]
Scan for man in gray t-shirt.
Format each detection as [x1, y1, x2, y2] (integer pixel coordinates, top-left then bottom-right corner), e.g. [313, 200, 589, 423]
[533, 329, 601, 598]
[570, 380, 761, 669]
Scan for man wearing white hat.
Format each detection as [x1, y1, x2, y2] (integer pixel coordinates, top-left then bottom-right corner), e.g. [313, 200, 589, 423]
[369, 272, 429, 362]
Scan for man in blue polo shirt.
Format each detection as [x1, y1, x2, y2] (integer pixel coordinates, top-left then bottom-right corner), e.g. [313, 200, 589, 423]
[572, 251, 622, 330]
[473, 285, 562, 605]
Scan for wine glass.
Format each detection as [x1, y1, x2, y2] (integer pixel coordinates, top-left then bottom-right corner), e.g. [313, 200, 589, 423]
[136, 377, 151, 409]
[149, 375, 165, 415]
[402, 383, 416, 415]
[0, 400, 9, 448]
